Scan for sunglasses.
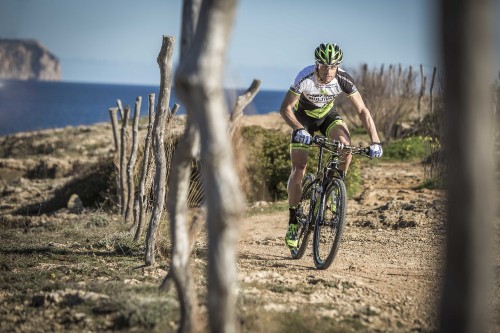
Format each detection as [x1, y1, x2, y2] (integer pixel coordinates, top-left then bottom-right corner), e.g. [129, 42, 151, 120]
[316, 62, 340, 70]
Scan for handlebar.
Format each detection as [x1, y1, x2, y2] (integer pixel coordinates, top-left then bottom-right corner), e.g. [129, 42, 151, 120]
[312, 136, 371, 158]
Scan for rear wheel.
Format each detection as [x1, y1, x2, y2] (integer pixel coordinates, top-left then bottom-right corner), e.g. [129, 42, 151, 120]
[290, 173, 315, 259]
[312, 178, 347, 269]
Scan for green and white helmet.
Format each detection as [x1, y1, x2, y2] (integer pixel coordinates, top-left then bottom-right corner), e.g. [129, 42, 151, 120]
[314, 43, 343, 66]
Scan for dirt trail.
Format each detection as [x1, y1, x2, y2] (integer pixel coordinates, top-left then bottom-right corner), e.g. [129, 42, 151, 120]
[1, 118, 497, 332]
[236, 161, 445, 331]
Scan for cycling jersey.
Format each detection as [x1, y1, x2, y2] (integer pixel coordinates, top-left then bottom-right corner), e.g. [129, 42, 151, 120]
[289, 65, 358, 119]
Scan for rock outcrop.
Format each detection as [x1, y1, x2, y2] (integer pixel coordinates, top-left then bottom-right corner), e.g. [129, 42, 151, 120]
[0, 39, 61, 81]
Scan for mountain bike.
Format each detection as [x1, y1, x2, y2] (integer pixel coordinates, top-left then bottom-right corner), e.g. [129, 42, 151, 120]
[290, 135, 371, 269]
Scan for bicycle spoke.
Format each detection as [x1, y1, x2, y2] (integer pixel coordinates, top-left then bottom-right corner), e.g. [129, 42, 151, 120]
[313, 178, 347, 269]
[290, 173, 315, 259]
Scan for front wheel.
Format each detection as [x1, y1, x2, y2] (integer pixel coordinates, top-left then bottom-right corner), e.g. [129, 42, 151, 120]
[312, 178, 347, 269]
[290, 173, 315, 259]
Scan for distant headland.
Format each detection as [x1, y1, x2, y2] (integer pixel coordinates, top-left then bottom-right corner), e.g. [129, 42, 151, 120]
[0, 38, 61, 81]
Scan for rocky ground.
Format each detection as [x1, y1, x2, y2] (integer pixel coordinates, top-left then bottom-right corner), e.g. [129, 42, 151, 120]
[0, 114, 498, 332]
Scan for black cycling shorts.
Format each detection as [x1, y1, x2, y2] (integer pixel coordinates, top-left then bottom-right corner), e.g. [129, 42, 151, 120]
[290, 110, 345, 150]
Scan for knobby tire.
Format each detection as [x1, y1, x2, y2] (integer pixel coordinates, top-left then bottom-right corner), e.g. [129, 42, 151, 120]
[312, 178, 347, 269]
[290, 173, 315, 259]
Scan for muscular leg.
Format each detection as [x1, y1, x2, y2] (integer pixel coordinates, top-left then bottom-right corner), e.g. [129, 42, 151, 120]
[327, 122, 352, 172]
[285, 148, 308, 247]
[288, 148, 308, 207]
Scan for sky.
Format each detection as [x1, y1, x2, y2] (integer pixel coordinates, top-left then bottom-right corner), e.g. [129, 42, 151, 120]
[0, 0, 498, 90]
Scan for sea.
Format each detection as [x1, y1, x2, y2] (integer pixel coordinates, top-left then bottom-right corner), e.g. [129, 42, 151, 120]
[0, 80, 286, 136]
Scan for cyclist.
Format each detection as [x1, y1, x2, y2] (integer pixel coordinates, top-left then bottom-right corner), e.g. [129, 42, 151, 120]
[280, 43, 383, 250]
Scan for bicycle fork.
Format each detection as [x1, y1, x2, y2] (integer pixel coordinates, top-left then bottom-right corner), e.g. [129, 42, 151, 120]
[311, 182, 328, 229]
[312, 179, 340, 229]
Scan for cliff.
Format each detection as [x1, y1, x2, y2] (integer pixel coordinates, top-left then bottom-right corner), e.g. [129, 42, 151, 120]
[0, 39, 61, 81]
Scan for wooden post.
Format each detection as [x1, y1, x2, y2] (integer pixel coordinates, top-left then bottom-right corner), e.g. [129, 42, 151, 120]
[407, 65, 413, 90]
[108, 107, 121, 209]
[418, 64, 427, 122]
[494, 75, 499, 144]
[165, 122, 200, 332]
[145, 35, 175, 266]
[361, 63, 368, 83]
[160, 1, 203, 332]
[439, 0, 495, 331]
[161, 80, 260, 293]
[388, 64, 394, 98]
[125, 97, 142, 222]
[108, 107, 120, 152]
[378, 64, 385, 83]
[174, 0, 243, 332]
[117, 99, 124, 119]
[429, 66, 437, 114]
[230, 79, 261, 124]
[170, 103, 180, 117]
[134, 94, 156, 241]
[119, 105, 130, 215]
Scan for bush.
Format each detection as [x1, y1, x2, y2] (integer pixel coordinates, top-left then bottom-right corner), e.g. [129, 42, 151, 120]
[383, 136, 437, 161]
[345, 157, 362, 197]
[242, 126, 290, 201]
[241, 126, 364, 201]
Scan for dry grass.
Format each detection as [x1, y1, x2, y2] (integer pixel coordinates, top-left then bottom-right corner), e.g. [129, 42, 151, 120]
[337, 64, 439, 142]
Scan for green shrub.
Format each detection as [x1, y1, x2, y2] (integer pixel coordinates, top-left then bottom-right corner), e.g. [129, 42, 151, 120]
[242, 126, 290, 201]
[86, 213, 110, 228]
[241, 126, 364, 201]
[415, 177, 446, 190]
[345, 157, 362, 197]
[383, 136, 438, 161]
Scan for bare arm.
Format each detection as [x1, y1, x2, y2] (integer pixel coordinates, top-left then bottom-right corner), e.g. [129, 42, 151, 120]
[279, 90, 303, 130]
[348, 92, 381, 143]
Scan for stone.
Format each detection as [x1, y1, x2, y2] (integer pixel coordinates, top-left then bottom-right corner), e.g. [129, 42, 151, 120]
[67, 194, 83, 214]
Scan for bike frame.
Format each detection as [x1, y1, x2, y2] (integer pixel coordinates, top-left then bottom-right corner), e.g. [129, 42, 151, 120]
[307, 140, 343, 230]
